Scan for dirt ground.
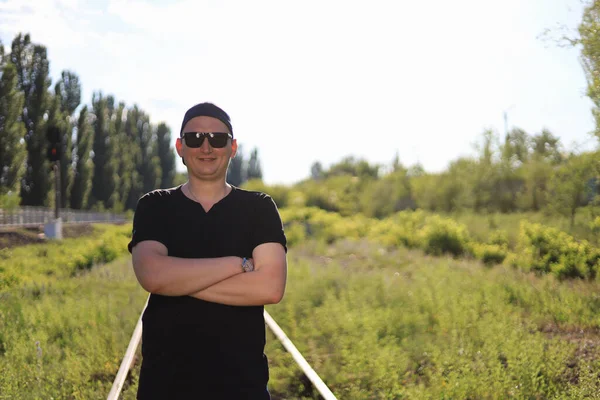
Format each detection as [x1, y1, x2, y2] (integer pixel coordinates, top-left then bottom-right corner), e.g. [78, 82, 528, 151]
[0, 224, 95, 249]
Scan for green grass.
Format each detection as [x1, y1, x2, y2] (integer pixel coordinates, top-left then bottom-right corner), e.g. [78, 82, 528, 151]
[2, 217, 600, 399]
[265, 239, 600, 399]
[0, 224, 132, 292]
[0, 224, 147, 399]
[0, 256, 148, 399]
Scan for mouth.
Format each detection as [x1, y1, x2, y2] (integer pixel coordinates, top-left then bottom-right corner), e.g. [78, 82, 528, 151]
[197, 157, 217, 162]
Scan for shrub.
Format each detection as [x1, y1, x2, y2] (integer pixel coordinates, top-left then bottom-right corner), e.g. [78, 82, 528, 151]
[516, 222, 600, 280]
[419, 216, 470, 257]
[280, 207, 372, 244]
[284, 222, 307, 248]
[591, 216, 600, 234]
[369, 219, 407, 248]
[470, 243, 508, 266]
[488, 230, 509, 247]
[368, 210, 428, 249]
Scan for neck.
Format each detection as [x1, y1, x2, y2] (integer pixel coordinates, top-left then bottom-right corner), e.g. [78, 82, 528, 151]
[186, 177, 231, 203]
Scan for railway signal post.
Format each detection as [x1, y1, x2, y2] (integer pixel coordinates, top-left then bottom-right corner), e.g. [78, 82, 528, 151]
[44, 126, 63, 240]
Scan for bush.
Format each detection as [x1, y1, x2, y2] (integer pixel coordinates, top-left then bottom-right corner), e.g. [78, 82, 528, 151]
[0, 191, 20, 211]
[369, 210, 428, 249]
[591, 216, 600, 234]
[280, 207, 372, 244]
[419, 216, 470, 257]
[488, 230, 509, 247]
[470, 243, 508, 266]
[284, 222, 307, 248]
[516, 222, 600, 280]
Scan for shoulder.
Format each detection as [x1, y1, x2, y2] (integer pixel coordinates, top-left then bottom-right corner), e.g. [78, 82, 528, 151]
[232, 187, 276, 206]
[137, 186, 183, 207]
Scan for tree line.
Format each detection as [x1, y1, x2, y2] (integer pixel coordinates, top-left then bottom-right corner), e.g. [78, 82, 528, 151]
[246, 126, 599, 229]
[0, 33, 264, 212]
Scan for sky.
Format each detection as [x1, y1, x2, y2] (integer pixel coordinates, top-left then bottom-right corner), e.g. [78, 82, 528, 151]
[0, 0, 598, 185]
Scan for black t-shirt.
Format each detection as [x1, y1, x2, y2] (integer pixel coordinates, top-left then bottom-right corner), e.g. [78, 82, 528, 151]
[128, 185, 287, 399]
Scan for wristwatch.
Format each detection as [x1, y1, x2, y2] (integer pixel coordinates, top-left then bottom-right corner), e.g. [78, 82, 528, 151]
[241, 257, 253, 273]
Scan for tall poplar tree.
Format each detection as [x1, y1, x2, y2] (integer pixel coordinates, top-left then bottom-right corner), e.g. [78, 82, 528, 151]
[55, 71, 81, 207]
[90, 92, 118, 209]
[129, 106, 161, 195]
[46, 88, 65, 210]
[56, 71, 81, 116]
[47, 82, 74, 208]
[70, 106, 93, 209]
[246, 148, 263, 181]
[11, 33, 52, 205]
[124, 106, 143, 210]
[143, 129, 161, 194]
[104, 95, 121, 209]
[0, 41, 27, 197]
[156, 122, 175, 188]
[112, 101, 132, 211]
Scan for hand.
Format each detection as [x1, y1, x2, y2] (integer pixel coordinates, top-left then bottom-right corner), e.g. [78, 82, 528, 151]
[242, 257, 254, 273]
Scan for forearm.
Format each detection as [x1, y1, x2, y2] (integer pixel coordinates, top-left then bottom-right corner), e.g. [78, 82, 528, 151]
[189, 270, 285, 306]
[133, 252, 243, 296]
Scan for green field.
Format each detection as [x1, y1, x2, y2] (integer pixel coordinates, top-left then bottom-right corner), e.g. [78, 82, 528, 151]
[267, 240, 600, 399]
[0, 224, 147, 399]
[1, 215, 599, 399]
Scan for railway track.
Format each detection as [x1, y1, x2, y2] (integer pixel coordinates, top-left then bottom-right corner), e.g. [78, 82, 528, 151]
[107, 296, 337, 400]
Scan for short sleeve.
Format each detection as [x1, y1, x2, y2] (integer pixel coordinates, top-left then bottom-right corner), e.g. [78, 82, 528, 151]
[252, 195, 287, 253]
[127, 193, 169, 253]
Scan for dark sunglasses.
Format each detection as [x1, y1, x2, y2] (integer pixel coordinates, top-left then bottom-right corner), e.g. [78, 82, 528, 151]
[182, 132, 232, 148]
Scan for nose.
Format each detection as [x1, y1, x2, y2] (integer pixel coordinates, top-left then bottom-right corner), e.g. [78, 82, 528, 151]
[200, 136, 213, 153]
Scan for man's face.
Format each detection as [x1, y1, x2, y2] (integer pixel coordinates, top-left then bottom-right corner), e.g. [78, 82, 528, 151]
[176, 116, 237, 182]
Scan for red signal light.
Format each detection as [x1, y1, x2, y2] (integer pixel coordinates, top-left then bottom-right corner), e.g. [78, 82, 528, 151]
[47, 146, 60, 162]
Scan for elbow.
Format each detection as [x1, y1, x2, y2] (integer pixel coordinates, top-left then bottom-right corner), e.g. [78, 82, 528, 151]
[260, 268, 286, 304]
[136, 273, 159, 293]
[265, 286, 285, 305]
[135, 269, 178, 296]
[133, 257, 161, 294]
[138, 273, 171, 294]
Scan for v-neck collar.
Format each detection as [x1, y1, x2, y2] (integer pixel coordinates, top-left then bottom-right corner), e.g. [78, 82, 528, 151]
[177, 184, 237, 214]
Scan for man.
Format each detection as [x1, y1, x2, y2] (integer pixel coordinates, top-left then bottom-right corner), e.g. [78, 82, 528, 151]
[128, 102, 287, 399]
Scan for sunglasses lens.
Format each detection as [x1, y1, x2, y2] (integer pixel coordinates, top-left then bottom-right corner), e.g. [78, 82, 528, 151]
[208, 133, 229, 148]
[183, 132, 230, 148]
[183, 133, 204, 148]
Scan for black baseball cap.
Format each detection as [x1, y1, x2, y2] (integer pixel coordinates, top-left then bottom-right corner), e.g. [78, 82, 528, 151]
[180, 102, 233, 137]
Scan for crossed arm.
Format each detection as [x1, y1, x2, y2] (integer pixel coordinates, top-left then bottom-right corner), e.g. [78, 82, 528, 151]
[131, 241, 287, 306]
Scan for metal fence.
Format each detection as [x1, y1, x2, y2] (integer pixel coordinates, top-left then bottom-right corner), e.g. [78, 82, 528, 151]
[0, 206, 128, 228]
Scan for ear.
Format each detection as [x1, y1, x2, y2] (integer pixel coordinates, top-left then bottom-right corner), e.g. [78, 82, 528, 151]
[176, 137, 183, 157]
[230, 138, 238, 158]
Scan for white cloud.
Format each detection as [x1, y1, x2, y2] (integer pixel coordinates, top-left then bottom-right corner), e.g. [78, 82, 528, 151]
[0, 0, 86, 47]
